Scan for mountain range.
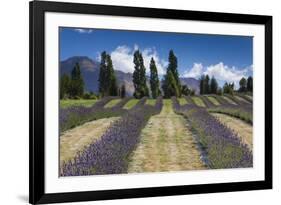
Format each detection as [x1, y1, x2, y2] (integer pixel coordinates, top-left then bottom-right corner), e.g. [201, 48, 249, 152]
[60, 56, 200, 96]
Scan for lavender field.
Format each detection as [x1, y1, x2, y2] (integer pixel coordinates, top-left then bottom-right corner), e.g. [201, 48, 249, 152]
[59, 94, 253, 176]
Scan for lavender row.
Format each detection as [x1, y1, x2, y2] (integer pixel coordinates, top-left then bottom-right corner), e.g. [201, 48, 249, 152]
[60, 97, 163, 176]
[172, 97, 253, 169]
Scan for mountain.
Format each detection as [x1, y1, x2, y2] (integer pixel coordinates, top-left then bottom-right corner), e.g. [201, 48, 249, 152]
[180, 77, 200, 94]
[60, 56, 199, 96]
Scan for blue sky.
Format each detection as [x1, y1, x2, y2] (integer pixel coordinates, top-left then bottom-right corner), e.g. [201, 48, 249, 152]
[60, 27, 253, 87]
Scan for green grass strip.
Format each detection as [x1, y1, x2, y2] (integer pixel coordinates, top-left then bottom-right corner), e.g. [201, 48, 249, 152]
[222, 96, 237, 105]
[60, 99, 98, 109]
[178, 98, 188, 105]
[145, 99, 156, 106]
[207, 96, 220, 106]
[104, 99, 122, 108]
[192, 97, 206, 107]
[123, 99, 140, 109]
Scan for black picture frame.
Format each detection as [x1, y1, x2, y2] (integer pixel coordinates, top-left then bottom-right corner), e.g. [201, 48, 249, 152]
[29, 0, 272, 204]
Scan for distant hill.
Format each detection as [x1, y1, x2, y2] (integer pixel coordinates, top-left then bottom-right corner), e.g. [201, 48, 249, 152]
[60, 56, 200, 96]
[180, 77, 200, 94]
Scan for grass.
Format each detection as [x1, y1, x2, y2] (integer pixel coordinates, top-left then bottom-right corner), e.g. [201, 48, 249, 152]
[222, 96, 237, 105]
[145, 99, 156, 106]
[104, 99, 122, 108]
[60, 99, 98, 108]
[211, 113, 252, 150]
[208, 107, 252, 124]
[234, 95, 250, 104]
[178, 97, 188, 105]
[60, 117, 120, 165]
[246, 95, 253, 100]
[192, 97, 206, 107]
[207, 96, 220, 106]
[123, 99, 140, 109]
[128, 99, 205, 173]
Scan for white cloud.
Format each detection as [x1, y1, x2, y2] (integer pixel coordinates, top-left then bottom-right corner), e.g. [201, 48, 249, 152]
[182, 62, 253, 87]
[74, 28, 93, 34]
[110, 46, 134, 73]
[204, 62, 248, 82]
[110, 45, 167, 75]
[182, 63, 203, 78]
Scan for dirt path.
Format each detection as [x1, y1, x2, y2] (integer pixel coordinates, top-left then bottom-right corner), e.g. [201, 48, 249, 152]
[60, 117, 120, 165]
[128, 100, 206, 173]
[211, 113, 252, 150]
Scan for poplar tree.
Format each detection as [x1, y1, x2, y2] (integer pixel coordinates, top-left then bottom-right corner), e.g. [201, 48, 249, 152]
[199, 75, 206, 95]
[204, 74, 210, 94]
[133, 50, 149, 98]
[98, 51, 108, 97]
[162, 50, 181, 98]
[239, 77, 247, 92]
[168, 50, 180, 90]
[107, 54, 118, 96]
[247, 76, 253, 92]
[149, 57, 160, 98]
[98, 51, 118, 96]
[60, 74, 71, 99]
[210, 76, 218, 94]
[120, 84, 126, 98]
[70, 62, 84, 98]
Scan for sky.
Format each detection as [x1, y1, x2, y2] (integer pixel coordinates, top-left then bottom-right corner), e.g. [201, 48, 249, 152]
[60, 27, 253, 87]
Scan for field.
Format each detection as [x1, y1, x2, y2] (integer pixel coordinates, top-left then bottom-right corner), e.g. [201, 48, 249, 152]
[60, 99, 98, 108]
[59, 94, 253, 176]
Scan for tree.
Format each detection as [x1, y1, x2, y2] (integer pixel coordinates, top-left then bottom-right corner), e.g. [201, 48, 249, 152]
[181, 85, 191, 96]
[98, 52, 118, 96]
[107, 54, 118, 96]
[162, 50, 181, 98]
[239, 77, 247, 92]
[98, 51, 108, 97]
[120, 84, 126, 98]
[217, 87, 223, 95]
[162, 69, 179, 98]
[133, 50, 149, 98]
[204, 74, 210, 94]
[199, 75, 206, 95]
[223, 82, 234, 95]
[210, 76, 218, 94]
[167, 50, 181, 95]
[149, 57, 160, 98]
[247, 76, 253, 92]
[60, 74, 70, 99]
[190, 89, 195, 96]
[70, 62, 84, 98]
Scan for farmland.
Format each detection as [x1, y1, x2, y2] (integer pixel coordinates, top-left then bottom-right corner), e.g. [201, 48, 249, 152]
[60, 93, 253, 176]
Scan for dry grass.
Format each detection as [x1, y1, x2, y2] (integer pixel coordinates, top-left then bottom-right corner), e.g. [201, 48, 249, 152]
[128, 100, 206, 173]
[211, 113, 252, 150]
[60, 117, 120, 165]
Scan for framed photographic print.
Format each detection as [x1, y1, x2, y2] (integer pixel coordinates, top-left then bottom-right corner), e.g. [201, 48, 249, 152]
[29, 0, 272, 204]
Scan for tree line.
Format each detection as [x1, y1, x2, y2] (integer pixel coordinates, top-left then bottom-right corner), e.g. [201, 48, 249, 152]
[60, 49, 194, 99]
[132, 49, 193, 98]
[199, 75, 253, 95]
